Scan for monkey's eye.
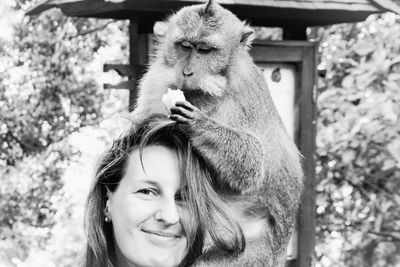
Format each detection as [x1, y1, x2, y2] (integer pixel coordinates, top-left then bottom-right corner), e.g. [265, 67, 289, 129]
[180, 41, 193, 50]
[197, 44, 213, 54]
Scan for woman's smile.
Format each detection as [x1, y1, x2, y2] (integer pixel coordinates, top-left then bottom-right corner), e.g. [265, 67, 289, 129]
[141, 229, 182, 239]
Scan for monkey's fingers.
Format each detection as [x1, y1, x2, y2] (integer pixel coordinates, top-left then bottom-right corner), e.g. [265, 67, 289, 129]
[175, 101, 196, 111]
[170, 106, 193, 119]
[169, 114, 190, 124]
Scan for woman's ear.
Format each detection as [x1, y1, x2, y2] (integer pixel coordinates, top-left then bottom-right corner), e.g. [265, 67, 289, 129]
[106, 186, 112, 200]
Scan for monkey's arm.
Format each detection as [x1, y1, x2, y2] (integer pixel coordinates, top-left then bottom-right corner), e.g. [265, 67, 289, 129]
[130, 60, 176, 120]
[192, 236, 279, 267]
[170, 101, 265, 193]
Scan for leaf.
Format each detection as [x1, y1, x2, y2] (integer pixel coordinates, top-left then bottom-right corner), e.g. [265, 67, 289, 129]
[382, 159, 396, 171]
[387, 139, 400, 165]
[394, 194, 400, 206]
[342, 75, 354, 89]
[381, 101, 398, 122]
[389, 55, 400, 69]
[342, 149, 356, 164]
[353, 42, 375, 56]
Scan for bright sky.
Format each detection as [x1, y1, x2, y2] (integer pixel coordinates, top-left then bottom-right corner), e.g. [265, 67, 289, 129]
[0, 1, 23, 41]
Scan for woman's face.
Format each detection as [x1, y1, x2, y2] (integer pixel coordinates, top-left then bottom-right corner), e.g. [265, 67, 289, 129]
[107, 145, 188, 267]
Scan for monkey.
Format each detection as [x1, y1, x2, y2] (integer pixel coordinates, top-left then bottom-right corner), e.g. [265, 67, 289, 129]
[130, 1, 303, 266]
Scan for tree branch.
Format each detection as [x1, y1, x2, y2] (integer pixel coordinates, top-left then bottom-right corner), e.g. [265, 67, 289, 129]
[73, 21, 114, 38]
[368, 230, 400, 242]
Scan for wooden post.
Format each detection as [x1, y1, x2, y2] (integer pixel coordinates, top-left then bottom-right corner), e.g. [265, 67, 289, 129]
[128, 19, 149, 111]
[297, 44, 317, 267]
[103, 20, 150, 111]
[278, 26, 316, 267]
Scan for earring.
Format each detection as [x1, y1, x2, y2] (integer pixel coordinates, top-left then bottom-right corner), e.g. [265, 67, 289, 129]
[104, 202, 111, 223]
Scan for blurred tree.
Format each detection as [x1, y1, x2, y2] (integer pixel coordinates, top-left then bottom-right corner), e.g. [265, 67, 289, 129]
[0, 1, 126, 265]
[313, 13, 400, 267]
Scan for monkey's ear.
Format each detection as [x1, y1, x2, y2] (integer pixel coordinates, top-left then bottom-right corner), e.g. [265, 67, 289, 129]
[240, 26, 254, 48]
[153, 21, 168, 37]
[204, 0, 216, 15]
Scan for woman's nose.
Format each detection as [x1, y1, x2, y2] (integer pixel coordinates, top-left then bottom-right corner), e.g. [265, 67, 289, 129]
[154, 199, 179, 224]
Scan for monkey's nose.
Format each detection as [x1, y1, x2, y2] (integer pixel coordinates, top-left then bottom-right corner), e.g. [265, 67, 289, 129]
[182, 68, 193, 77]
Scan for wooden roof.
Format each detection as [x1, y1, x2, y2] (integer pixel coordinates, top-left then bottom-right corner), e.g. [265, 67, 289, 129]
[26, 0, 400, 27]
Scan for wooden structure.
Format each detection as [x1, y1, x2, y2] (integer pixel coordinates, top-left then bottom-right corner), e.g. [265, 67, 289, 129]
[27, 1, 400, 266]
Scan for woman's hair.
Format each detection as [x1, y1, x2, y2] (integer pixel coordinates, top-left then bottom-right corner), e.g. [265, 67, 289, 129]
[83, 114, 244, 267]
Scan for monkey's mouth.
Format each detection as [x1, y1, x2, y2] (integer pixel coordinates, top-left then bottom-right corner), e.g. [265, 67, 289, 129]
[179, 82, 200, 91]
[182, 88, 204, 99]
[171, 83, 202, 96]
[169, 83, 206, 101]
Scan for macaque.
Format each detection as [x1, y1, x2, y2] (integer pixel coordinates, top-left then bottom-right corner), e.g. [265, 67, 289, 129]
[131, 1, 303, 266]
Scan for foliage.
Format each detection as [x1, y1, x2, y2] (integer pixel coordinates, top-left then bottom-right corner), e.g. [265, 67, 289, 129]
[314, 13, 400, 267]
[0, 1, 126, 265]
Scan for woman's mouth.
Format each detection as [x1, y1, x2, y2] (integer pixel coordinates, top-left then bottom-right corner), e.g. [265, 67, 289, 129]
[141, 229, 181, 239]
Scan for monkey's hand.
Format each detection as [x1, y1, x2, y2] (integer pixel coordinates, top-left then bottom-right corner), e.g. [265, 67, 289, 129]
[169, 101, 207, 127]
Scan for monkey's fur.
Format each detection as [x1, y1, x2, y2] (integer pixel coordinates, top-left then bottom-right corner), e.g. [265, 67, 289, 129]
[131, 1, 303, 266]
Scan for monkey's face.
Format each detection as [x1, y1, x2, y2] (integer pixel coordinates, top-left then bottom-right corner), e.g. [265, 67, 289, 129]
[172, 38, 228, 99]
[158, 1, 253, 103]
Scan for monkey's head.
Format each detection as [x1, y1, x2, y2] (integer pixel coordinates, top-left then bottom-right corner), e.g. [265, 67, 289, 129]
[156, 0, 254, 102]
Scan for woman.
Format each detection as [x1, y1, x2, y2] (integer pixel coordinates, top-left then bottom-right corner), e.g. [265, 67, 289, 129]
[83, 115, 244, 267]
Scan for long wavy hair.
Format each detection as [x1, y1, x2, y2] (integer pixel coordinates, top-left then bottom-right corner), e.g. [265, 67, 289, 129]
[82, 114, 244, 267]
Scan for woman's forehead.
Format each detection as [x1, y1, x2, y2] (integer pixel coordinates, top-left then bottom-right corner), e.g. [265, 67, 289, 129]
[123, 145, 182, 189]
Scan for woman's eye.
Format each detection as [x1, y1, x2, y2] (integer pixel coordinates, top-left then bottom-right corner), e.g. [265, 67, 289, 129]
[137, 188, 156, 196]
